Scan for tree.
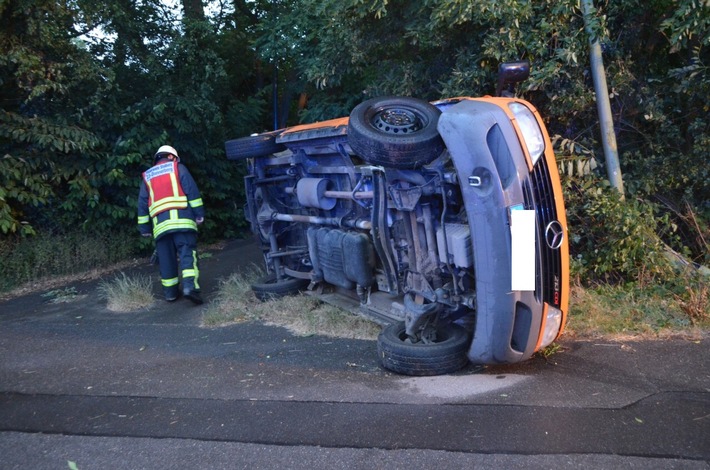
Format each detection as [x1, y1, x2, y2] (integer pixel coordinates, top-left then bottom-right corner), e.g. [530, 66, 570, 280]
[0, 0, 255, 240]
[0, 0, 105, 235]
[183, 0, 205, 22]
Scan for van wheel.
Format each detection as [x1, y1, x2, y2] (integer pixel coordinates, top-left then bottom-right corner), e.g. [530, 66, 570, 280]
[348, 96, 444, 169]
[225, 130, 285, 160]
[251, 274, 309, 301]
[377, 322, 470, 376]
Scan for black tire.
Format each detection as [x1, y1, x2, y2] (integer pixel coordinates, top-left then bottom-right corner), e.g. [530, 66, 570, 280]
[225, 130, 286, 160]
[251, 274, 309, 301]
[347, 96, 445, 169]
[377, 321, 470, 376]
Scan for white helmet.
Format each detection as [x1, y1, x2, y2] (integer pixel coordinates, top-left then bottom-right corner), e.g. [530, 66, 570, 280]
[154, 145, 179, 161]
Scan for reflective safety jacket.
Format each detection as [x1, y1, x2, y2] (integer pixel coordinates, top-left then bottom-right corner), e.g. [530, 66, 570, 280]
[137, 158, 205, 239]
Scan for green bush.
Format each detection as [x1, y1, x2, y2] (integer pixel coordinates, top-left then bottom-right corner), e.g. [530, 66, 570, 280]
[565, 181, 676, 284]
[0, 228, 144, 293]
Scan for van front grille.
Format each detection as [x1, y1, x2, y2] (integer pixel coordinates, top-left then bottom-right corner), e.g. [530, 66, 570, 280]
[524, 157, 563, 308]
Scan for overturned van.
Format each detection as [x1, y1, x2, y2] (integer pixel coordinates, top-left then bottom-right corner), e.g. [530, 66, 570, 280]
[225, 62, 569, 376]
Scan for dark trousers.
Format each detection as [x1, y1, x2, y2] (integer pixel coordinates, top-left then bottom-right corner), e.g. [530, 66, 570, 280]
[156, 230, 199, 299]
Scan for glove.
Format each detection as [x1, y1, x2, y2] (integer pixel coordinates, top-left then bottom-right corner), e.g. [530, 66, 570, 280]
[196, 217, 204, 225]
[141, 233, 152, 238]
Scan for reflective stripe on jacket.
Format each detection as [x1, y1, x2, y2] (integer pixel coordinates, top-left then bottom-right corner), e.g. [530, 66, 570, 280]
[151, 210, 198, 238]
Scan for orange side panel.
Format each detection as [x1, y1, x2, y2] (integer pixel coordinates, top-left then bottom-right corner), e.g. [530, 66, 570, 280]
[280, 117, 349, 135]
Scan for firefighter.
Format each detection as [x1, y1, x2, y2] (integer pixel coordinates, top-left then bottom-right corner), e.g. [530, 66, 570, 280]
[137, 145, 205, 304]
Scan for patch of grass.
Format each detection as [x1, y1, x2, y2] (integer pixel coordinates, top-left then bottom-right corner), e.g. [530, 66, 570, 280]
[201, 267, 262, 325]
[202, 269, 381, 340]
[566, 274, 709, 339]
[263, 294, 381, 340]
[98, 272, 155, 312]
[537, 342, 562, 359]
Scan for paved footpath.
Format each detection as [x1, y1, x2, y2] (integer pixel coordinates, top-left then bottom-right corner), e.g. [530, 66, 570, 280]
[0, 240, 708, 469]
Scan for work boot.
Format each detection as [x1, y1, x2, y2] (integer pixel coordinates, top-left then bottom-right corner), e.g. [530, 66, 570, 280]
[183, 288, 203, 305]
[164, 287, 179, 302]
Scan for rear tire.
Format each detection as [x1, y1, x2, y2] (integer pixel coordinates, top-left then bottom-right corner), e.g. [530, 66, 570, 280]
[251, 274, 309, 301]
[377, 321, 470, 376]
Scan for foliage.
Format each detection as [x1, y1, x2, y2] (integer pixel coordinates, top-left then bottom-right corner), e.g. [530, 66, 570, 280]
[565, 179, 678, 284]
[0, 0, 105, 235]
[0, 0, 707, 298]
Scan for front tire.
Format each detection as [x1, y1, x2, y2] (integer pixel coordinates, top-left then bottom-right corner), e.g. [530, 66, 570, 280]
[377, 322, 470, 376]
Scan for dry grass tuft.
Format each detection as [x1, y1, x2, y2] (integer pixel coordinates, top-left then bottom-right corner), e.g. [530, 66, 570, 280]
[676, 282, 709, 325]
[97, 272, 155, 312]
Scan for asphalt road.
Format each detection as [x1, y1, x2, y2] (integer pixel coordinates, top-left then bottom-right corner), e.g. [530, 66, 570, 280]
[0, 239, 708, 469]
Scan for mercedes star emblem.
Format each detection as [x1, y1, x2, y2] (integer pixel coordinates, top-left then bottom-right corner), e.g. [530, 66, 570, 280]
[545, 220, 564, 250]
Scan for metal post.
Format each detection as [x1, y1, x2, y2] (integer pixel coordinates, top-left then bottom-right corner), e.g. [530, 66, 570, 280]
[581, 0, 624, 197]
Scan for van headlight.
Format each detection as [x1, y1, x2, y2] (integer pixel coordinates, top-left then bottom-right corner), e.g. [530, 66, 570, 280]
[508, 102, 545, 166]
[539, 305, 563, 349]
